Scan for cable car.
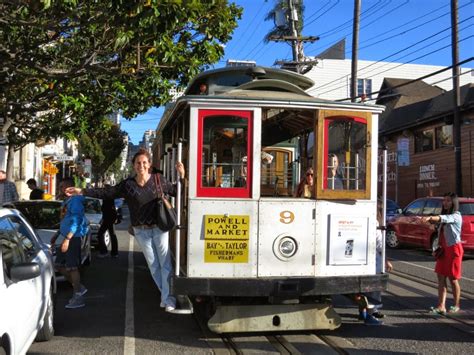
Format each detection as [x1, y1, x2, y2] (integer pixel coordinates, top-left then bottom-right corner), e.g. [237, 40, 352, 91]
[153, 65, 388, 333]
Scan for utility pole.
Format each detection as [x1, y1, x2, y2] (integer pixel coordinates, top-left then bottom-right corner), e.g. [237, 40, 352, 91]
[271, 0, 319, 74]
[288, 0, 299, 67]
[350, 0, 361, 102]
[451, 0, 462, 196]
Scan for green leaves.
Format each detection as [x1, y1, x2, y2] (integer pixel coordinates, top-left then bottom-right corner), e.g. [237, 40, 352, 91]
[2, 0, 242, 149]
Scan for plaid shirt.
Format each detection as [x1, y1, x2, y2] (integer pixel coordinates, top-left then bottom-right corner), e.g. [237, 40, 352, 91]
[1, 181, 19, 204]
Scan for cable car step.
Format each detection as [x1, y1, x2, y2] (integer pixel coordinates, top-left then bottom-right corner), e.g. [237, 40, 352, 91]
[169, 294, 194, 314]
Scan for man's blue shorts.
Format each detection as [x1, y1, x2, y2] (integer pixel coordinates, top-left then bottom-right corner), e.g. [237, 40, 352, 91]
[55, 237, 82, 270]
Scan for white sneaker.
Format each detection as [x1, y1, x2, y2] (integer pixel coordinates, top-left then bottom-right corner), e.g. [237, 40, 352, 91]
[165, 305, 176, 312]
[160, 302, 165, 308]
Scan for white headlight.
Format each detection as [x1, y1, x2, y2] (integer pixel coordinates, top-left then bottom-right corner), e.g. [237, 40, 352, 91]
[273, 235, 298, 260]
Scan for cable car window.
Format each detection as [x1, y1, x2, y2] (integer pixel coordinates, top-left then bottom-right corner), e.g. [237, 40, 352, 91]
[321, 114, 370, 198]
[325, 118, 367, 190]
[197, 110, 252, 198]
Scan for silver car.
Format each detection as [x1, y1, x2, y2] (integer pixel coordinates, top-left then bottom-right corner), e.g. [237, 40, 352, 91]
[4, 200, 92, 269]
[0, 207, 56, 354]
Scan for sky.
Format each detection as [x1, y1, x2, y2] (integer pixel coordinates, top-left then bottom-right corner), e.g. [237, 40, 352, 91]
[122, 0, 474, 145]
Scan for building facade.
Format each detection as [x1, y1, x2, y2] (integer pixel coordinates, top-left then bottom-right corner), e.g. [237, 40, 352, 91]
[305, 58, 473, 101]
[377, 80, 474, 207]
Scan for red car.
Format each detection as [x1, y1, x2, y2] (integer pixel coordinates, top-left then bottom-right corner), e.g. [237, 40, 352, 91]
[386, 197, 474, 254]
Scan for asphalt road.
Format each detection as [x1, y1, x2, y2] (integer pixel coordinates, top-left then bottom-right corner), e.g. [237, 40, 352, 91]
[27, 212, 473, 354]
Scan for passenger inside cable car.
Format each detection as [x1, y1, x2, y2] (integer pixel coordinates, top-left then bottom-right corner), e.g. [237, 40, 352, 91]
[294, 167, 314, 198]
[327, 153, 344, 190]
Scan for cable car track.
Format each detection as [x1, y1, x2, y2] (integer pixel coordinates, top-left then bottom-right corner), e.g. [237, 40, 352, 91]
[193, 301, 350, 354]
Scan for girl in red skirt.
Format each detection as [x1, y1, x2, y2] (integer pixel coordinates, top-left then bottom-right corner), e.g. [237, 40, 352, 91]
[422, 193, 463, 315]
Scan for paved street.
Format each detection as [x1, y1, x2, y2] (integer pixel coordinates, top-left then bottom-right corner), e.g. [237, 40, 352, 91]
[28, 210, 474, 354]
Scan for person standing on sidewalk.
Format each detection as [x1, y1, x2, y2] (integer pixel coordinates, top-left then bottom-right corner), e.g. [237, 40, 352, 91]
[51, 178, 89, 309]
[26, 178, 44, 200]
[0, 170, 19, 204]
[65, 148, 185, 313]
[97, 194, 119, 258]
[423, 192, 463, 315]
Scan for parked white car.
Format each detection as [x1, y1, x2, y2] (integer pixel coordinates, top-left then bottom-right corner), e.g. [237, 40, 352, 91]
[0, 208, 56, 354]
[3, 200, 92, 269]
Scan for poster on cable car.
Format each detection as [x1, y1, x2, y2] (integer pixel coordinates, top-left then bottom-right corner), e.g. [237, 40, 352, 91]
[204, 215, 250, 263]
[328, 215, 368, 265]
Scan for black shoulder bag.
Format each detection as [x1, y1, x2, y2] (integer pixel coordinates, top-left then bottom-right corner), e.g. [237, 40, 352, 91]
[154, 174, 177, 232]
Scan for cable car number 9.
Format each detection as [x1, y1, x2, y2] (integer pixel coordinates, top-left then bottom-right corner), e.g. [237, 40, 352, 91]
[279, 211, 295, 224]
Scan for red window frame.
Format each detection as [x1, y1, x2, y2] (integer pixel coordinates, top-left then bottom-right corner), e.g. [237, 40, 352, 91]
[322, 116, 367, 189]
[196, 109, 253, 198]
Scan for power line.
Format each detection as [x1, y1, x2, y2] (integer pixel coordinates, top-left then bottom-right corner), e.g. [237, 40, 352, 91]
[312, 17, 474, 93]
[302, 0, 340, 30]
[316, 35, 474, 97]
[310, 0, 391, 41]
[234, 1, 273, 60]
[357, 21, 474, 78]
[225, 1, 268, 58]
[335, 56, 474, 102]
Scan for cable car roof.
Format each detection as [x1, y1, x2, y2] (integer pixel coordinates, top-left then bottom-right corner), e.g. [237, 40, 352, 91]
[185, 66, 315, 95]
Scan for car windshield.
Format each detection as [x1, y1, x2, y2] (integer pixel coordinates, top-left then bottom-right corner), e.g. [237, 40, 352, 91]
[460, 202, 474, 215]
[85, 198, 101, 214]
[386, 199, 399, 210]
[13, 203, 61, 229]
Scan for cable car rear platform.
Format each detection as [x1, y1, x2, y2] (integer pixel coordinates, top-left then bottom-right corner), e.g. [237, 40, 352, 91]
[172, 274, 388, 333]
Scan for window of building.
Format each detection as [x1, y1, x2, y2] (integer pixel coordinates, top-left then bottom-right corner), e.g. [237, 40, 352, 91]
[414, 129, 434, 153]
[357, 78, 372, 99]
[415, 125, 453, 153]
[435, 125, 453, 148]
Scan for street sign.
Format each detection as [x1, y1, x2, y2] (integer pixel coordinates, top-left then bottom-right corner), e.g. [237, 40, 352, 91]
[53, 155, 74, 162]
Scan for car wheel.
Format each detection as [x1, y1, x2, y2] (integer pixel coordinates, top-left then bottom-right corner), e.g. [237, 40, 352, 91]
[386, 230, 400, 249]
[431, 234, 439, 252]
[36, 285, 55, 341]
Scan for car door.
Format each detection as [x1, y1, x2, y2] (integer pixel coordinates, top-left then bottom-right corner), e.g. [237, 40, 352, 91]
[396, 199, 426, 244]
[419, 199, 442, 248]
[0, 217, 38, 351]
[10, 215, 48, 322]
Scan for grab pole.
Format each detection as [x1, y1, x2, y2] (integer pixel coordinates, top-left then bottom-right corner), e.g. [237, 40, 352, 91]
[175, 141, 183, 276]
[382, 146, 388, 273]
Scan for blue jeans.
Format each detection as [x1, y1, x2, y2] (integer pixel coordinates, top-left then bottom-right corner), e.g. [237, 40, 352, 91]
[133, 226, 176, 307]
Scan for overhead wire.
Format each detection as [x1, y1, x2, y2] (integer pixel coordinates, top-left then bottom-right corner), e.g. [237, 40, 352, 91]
[336, 57, 474, 102]
[312, 16, 474, 93]
[308, 0, 391, 46]
[302, 0, 340, 30]
[236, 2, 274, 60]
[307, 0, 411, 54]
[225, 1, 268, 59]
[318, 36, 474, 97]
[309, 1, 473, 93]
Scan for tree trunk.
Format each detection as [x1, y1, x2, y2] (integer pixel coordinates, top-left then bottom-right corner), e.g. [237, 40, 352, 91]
[6, 144, 15, 181]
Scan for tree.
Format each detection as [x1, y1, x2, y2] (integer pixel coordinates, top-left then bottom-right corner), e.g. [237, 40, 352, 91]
[77, 121, 127, 184]
[0, 1, 242, 171]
